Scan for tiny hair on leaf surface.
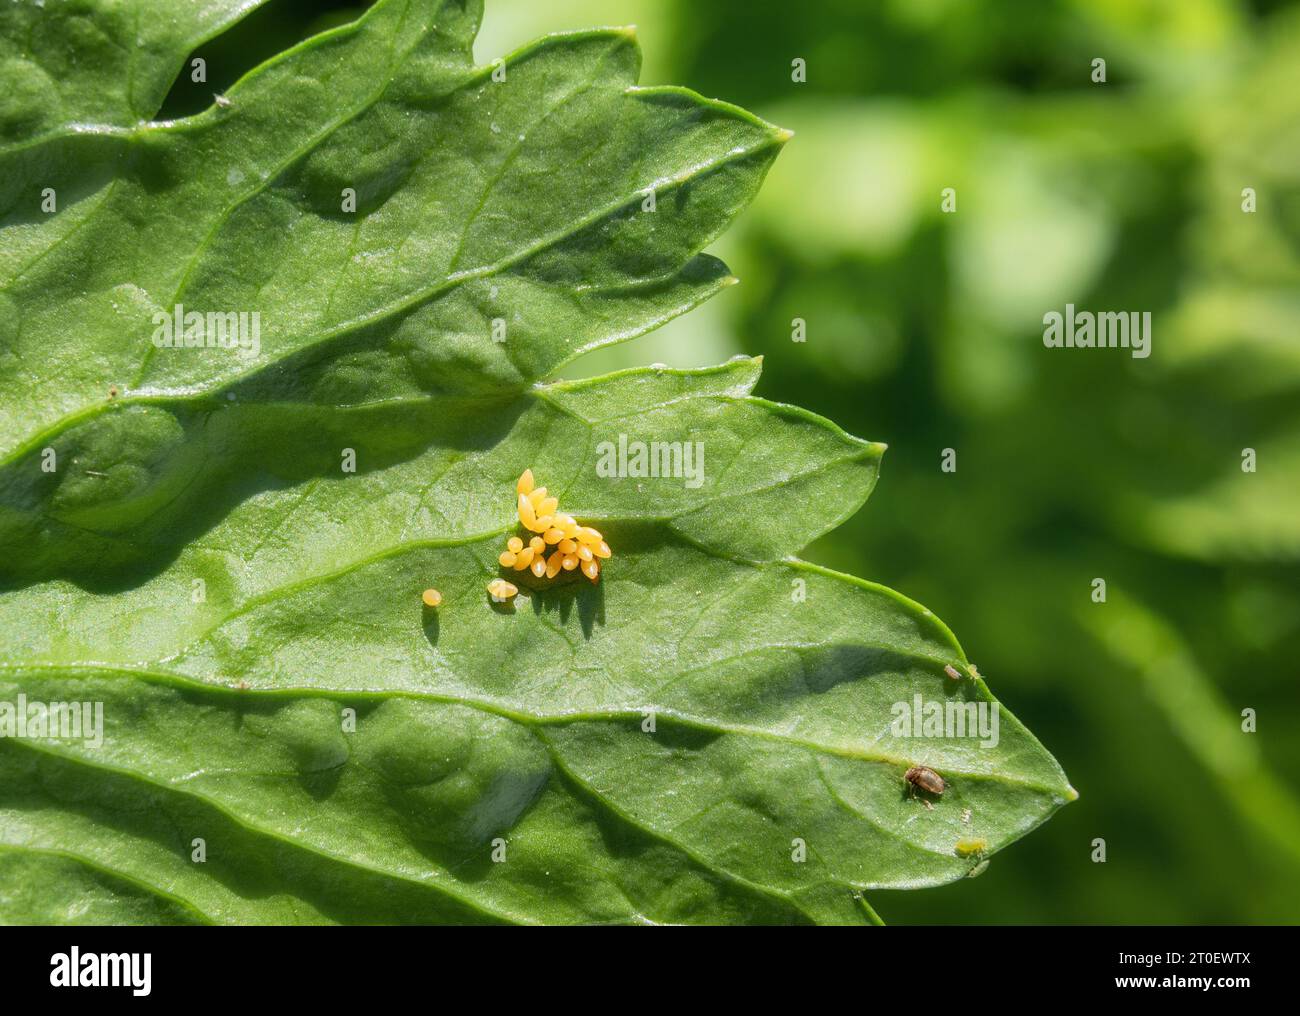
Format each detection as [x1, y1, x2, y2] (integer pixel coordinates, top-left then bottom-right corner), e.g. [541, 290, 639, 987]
[0, 0, 1072, 925]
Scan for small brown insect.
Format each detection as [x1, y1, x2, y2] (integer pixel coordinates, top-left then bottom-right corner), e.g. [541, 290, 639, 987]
[107, 386, 118, 399]
[944, 664, 962, 680]
[905, 765, 946, 810]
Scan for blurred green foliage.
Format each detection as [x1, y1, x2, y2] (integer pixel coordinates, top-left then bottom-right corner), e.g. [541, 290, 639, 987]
[174, 0, 1300, 922]
[509, 0, 1300, 924]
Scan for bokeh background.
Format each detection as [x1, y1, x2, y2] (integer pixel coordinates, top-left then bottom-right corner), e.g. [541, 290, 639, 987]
[164, 0, 1300, 924]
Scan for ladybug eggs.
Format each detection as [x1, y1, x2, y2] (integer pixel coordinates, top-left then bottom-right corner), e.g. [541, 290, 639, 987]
[500, 470, 610, 586]
[420, 470, 613, 612]
[487, 578, 518, 602]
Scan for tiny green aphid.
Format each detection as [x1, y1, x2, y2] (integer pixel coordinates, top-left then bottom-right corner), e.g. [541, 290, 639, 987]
[955, 837, 987, 858]
[904, 765, 946, 810]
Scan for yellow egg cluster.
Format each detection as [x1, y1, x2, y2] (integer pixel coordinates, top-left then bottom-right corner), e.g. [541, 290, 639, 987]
[491, 469, 611, 596]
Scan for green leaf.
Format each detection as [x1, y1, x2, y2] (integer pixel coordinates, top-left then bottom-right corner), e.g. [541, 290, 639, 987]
[0, 0, 271, 142]
[0, 0, 1072, 924]
[1, 0, 783, 470]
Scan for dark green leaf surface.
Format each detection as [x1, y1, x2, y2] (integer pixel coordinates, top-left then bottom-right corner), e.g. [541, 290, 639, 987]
[0, 0, 271, 142]
[0, 0, 1072, 924]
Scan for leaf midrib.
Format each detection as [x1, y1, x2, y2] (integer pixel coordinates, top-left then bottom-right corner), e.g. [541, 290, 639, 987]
[0, 657, 1063, 798]
[4, 687, 844, 925]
